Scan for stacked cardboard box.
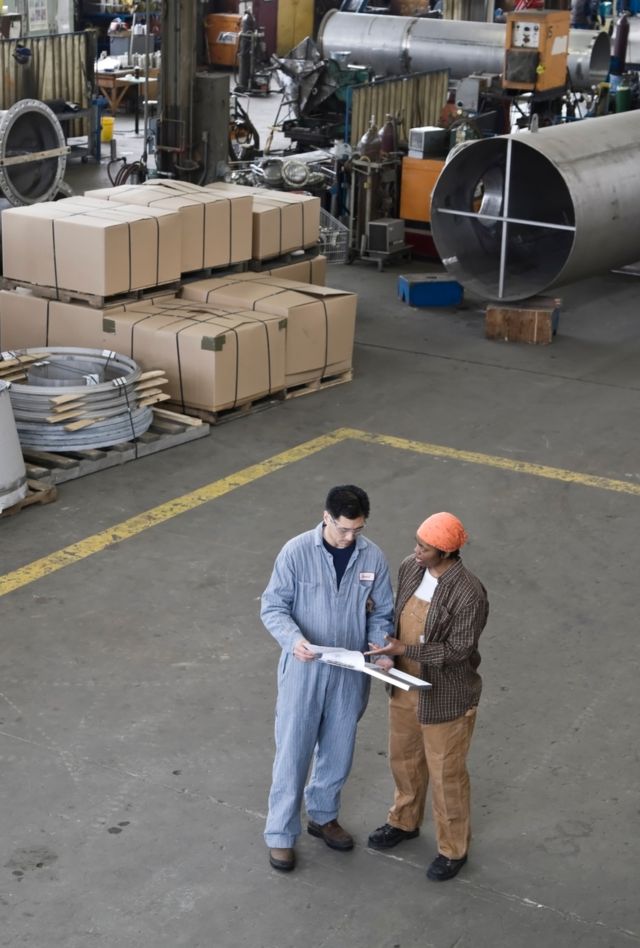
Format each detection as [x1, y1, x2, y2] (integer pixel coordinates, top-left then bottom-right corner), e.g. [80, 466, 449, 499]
[0, 292, 286, 413]
[180, 276, 356, 386]
[0, 178, 344, 419]
[205, 183, 321, 262]
[84, 181, 253, 274]
[2, 198, 182, 297]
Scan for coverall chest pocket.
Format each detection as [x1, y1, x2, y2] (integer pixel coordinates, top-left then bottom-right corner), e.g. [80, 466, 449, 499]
[294, 579, 322, 613]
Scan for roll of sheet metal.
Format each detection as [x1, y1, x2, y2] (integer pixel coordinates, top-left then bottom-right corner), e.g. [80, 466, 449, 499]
[317, 12, 610, 92]
[5, 347, 154, 451]
[0, 380, 28, 512]
[430, 111, 640, 301]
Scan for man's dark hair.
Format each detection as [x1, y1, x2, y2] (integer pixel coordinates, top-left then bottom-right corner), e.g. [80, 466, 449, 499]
[325, 485, 370, 520]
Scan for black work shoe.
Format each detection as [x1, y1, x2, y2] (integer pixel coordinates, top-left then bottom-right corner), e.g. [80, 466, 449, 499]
[367, 823, 419, 850]
[307, 819, 354, 851]
[426, 853, 467, 881]
[269, 847, 295, 871]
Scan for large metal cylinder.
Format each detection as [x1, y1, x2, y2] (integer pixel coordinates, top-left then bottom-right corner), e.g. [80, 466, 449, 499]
[0, 99, 67, 206]
[430, 111, 640, 301]
[318, 11, 610, 92]
[0, 380, 28, 512]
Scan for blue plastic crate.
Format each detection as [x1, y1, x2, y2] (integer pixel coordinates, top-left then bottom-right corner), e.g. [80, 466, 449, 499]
[398, 273, 463, 308]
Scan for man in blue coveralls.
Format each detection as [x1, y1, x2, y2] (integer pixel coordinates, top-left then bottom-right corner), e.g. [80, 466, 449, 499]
[261, 485, 395, 872]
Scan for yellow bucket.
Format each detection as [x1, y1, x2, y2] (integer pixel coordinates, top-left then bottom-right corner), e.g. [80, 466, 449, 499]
[100, 115, 115, 143]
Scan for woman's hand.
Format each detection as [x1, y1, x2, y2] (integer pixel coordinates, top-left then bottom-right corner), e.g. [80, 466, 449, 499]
[365, 636, 406, 658]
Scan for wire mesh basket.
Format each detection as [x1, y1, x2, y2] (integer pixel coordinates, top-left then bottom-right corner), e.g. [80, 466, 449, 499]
[317, 208, 349, 264]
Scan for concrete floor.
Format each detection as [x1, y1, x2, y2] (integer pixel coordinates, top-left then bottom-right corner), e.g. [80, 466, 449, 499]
[1, 102, 640, 948]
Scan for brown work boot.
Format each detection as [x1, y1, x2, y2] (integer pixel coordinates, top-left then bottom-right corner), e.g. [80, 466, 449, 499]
[269, 847, 295, 871]
[307, 819, 354, 851]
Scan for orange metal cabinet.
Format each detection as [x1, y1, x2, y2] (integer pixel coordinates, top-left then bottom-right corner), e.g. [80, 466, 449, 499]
[399, 157, 445, 223]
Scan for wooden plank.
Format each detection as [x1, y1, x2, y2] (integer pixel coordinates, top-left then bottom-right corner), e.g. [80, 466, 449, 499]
[64, 417, 107, 432]
[139, 393, 171, 408]
[21, 449, 80, 470]
[152, 407, 205, 428]
[138, 370, 170, 382]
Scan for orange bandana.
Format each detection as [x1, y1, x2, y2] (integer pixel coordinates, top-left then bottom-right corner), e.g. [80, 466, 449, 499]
[417, 512, 468, 552]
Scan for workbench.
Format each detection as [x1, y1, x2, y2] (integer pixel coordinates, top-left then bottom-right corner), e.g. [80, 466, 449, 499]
[96, 69, 159, 133]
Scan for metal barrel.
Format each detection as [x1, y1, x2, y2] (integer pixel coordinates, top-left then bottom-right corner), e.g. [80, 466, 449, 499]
[430, 111, 640, 301]
[317, 11, 610, 91]
[0, 381, 28, 513]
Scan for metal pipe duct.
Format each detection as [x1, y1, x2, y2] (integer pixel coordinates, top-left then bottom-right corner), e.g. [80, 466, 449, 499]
[0, 99, 68, 206]
[318, 11, 610, 92]
[430, 111, 640, 301]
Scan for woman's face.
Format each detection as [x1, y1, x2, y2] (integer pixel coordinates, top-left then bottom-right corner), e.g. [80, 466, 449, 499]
[414, 536, 443, 570]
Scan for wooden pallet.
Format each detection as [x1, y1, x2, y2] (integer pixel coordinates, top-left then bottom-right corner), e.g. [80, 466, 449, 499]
[181, 261, 249, 285]
[165, 392, 285, 426]
[0, 278, 181, 310]
[0, 480, 58, 518]
[284, 369, 353, 400]
[248, 247, 320, 272]
[22, 408, 210, 486]
[164, 369, 353, 423]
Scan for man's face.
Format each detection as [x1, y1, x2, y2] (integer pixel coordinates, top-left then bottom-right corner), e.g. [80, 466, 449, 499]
[323, 511, 367, 549]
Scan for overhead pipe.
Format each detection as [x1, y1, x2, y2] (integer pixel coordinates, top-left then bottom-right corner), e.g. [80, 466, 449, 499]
[317, 11, 610, 92]
[429, 111, 640, 301]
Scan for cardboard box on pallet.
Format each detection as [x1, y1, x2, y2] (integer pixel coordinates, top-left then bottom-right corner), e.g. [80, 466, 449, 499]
[0, 290, 68, 350]
[1, 199, 181, 297]
[264, 254, 327, 285]
[179, 276, 356, 386]
[206, 183, 320, 261]
[0, 292, 285, 412]
[84, 183, 252, 273]
[125, 301, 286, 411]
[139, 179, 254, 269]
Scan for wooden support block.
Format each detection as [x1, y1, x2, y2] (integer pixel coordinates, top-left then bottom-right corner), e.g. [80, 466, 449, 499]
[485, 297, 561, 345]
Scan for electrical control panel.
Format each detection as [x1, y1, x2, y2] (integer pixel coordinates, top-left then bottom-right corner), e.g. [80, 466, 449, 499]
[512, 21, 541, 48]
[503, 10, 571, 93]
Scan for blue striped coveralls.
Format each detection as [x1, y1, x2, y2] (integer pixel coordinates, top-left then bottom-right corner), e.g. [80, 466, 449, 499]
[261, 523, 395, 848]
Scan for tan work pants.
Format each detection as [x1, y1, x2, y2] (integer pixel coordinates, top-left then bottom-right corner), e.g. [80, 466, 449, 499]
[387, 595, 477, 859]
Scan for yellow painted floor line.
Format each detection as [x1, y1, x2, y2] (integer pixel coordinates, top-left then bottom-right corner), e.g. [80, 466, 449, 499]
[2, 426, 638, 600]
[0, 430, 351, 599]
[340, 428, 640, 497]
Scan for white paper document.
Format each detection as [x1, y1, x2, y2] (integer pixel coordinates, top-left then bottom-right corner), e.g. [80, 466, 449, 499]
[306, 645, 431, 691]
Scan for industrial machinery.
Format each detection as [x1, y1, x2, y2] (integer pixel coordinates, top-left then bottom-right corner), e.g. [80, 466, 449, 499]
[430, 111, 640, 301]
[270, 37, 372, 151]
[0, 99, 68, 205]
[318, 11, 610, 92]
[503, 10, 571, 95]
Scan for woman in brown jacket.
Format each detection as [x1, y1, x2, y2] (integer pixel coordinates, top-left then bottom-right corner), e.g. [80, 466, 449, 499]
[366, 512, 489, 881]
